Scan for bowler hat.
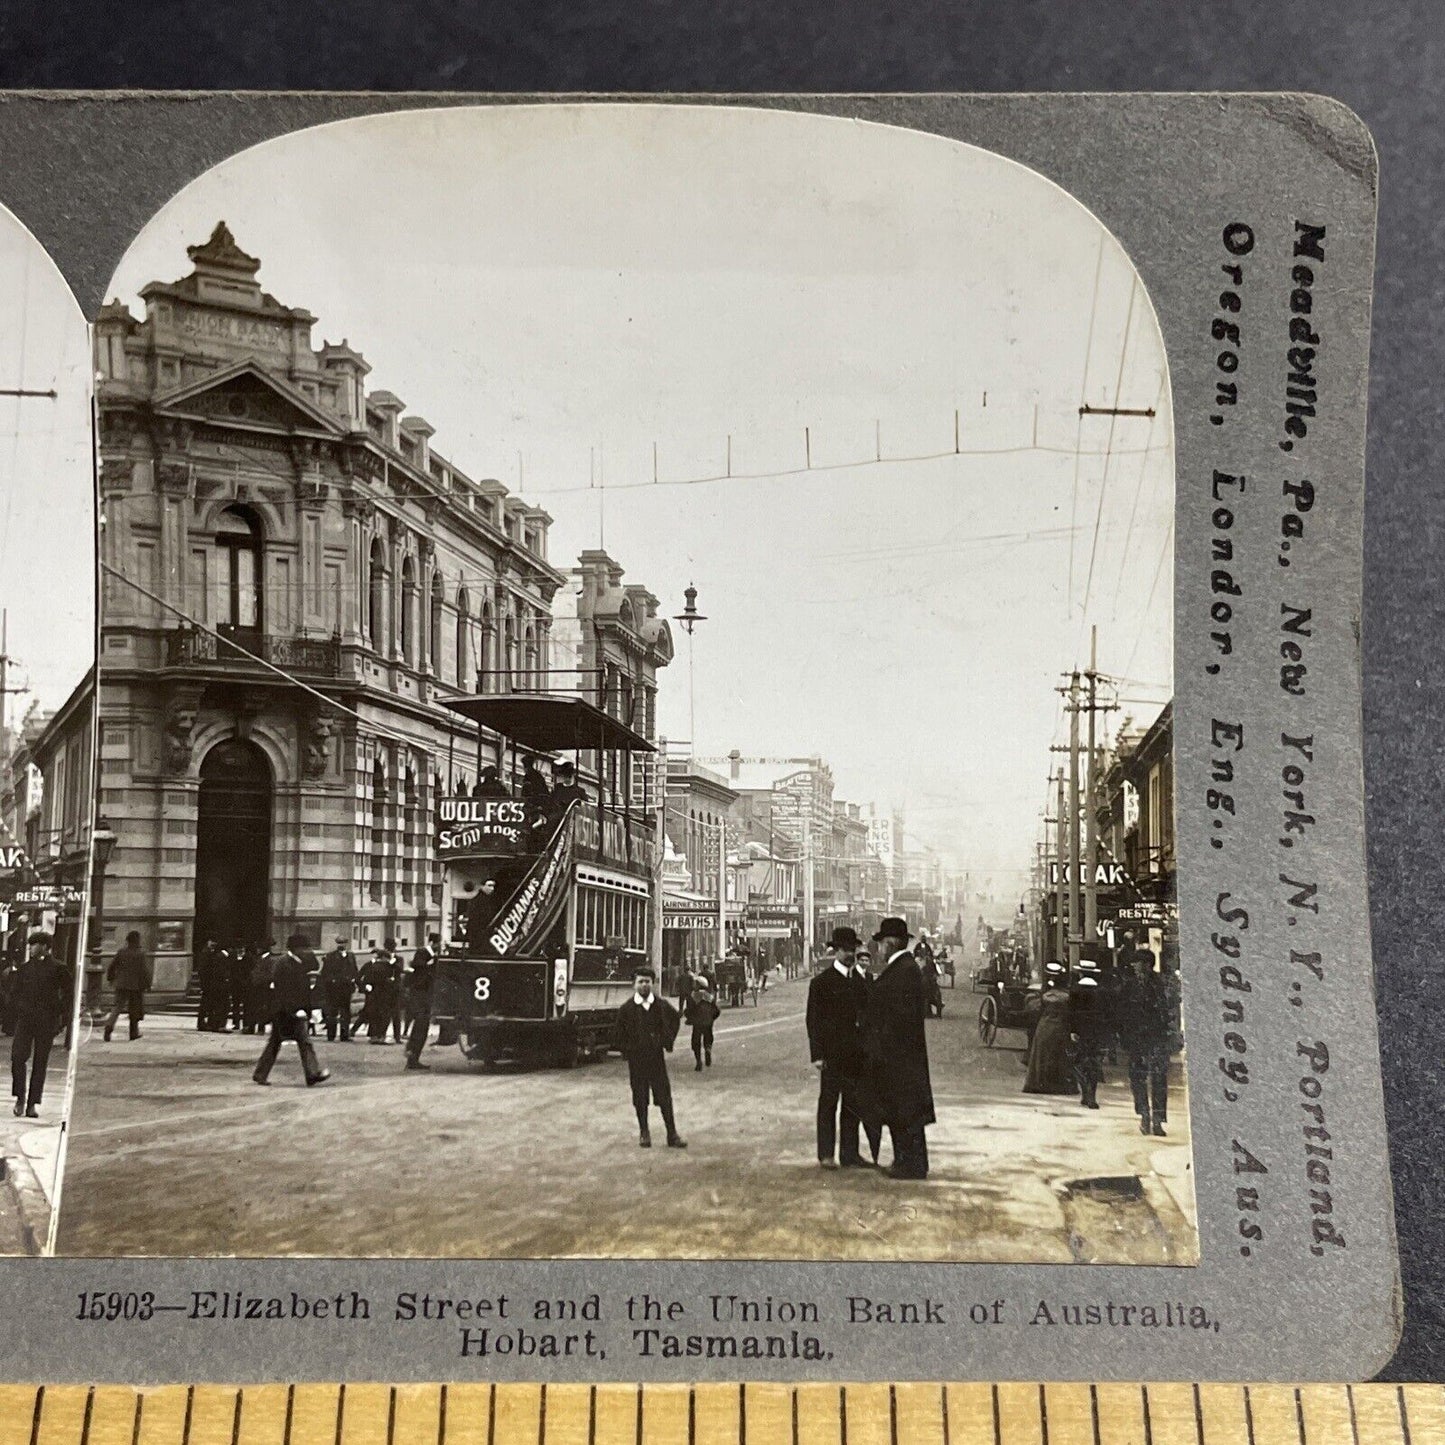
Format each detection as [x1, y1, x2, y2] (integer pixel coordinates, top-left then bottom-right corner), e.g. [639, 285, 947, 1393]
[871, 915, 911, 943]
[829, 925, 861, 950]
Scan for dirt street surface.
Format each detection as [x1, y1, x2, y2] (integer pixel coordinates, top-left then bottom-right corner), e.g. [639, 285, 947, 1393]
[56, 976, 1196, 1261]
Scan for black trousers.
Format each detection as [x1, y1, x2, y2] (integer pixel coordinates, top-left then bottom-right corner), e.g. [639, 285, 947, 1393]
[10, 1015, 55, 1108]
[1074, 1043, 1104, 1105]
[405, 996, 432, 1062]
[889, 1122, 929, 1177]
[627, 1059, 677, 1135]
[690, 1023, 714, 1063]
[104, 988, 144, 1038]
[254, 1015, 324, 1084]
[323, 994, 353, 1041]
[816, 1065, 864, 1163]
[229, 989, 245, 1029]
[1129, 1049, 1170, 1121]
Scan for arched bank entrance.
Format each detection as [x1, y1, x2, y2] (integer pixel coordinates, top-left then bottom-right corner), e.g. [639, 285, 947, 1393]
[194, 738, 273, 949]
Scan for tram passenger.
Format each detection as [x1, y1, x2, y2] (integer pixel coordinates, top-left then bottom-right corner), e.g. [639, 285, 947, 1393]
[550, 759, 586, 812]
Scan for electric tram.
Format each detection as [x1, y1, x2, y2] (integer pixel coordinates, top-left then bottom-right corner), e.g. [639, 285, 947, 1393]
[429, 692, 658, 1068]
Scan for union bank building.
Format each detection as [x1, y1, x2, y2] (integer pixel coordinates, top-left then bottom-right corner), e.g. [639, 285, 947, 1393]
[93, 224, 670, 993]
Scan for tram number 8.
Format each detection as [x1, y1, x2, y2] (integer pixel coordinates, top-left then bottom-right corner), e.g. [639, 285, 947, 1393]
[473, 976, 492, 1002]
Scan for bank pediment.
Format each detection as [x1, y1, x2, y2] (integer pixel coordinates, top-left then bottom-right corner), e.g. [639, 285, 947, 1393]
[154, 361, 345, 438]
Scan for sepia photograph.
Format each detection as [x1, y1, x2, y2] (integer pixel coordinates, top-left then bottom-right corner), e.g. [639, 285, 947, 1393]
[0, 202, 96, 1256]
[51, 103, 1190, 1262]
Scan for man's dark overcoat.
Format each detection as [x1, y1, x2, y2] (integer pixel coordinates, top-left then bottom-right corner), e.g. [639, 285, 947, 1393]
[861, 949, 935, 1130]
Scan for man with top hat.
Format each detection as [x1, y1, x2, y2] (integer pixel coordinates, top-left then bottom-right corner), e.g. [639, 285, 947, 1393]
[850, 941, 884, 1164]
[806, 925, 871, 1167]
[612, 965, 687, 1149]
[861, 916, 935, 1179]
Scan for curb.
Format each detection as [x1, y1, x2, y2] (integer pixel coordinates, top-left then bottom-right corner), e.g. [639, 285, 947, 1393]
[0, 1138, 49, 1256]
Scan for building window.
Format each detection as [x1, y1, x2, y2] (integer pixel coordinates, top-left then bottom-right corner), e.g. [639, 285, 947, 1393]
[402, 768, 417, 902]
[369, 758, 387, 904]
[367, 537, 388, 651]
[216, 505, 263, 632]
[456, 588, 471, 691]
[428, 573, 443, 673]
[400, 556, 418, 666]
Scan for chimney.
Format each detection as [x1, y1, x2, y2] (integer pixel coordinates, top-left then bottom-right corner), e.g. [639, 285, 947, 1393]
[729, 749, 741, 782]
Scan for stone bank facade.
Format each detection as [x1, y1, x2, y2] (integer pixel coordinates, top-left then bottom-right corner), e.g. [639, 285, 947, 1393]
[95, 224, 667, 991]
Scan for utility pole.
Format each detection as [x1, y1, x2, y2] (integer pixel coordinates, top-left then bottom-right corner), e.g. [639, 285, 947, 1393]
[1068, 672, 1082, 971]
[716, 813, 728, 967]
[1054, 768, 1066, 965]
[652, 737, 666, 976]
[1084, 626, 1099, 947]
[802, 807, 815, 969]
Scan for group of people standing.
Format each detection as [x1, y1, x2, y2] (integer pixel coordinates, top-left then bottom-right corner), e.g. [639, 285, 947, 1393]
[1022, 934, 1179, 1136]
[806, 917, 935, 1180]
[192, 932, 442, 1083]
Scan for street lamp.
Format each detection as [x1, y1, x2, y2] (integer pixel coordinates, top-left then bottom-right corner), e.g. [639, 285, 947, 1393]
[87, 819, 117, 1010]
[672, 584, 706, 759]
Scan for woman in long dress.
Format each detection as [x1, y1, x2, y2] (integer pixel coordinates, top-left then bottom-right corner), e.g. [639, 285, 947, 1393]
[1023, 962, 1074, 1094]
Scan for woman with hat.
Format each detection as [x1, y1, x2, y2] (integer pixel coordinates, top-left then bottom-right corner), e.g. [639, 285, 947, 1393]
[860, 917, 935, 1180]
[1023, 960, 1074, 1095]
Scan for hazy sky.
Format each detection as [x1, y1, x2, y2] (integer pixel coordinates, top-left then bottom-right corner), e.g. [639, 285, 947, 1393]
[109, 104, 1173, 876]
[0, 206, 94, 726]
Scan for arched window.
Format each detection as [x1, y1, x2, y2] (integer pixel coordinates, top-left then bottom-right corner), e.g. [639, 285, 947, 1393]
[367, 537, 388, 652]
[502, 613, 516, 690]
[523, 618, 538, 689]
[216, 505, 263, 634]
[455, 587, 471, 691]
[369, 757, 387, 904]
[400, 557, 418, 666]
[479, 600, 495, 693]
[428, 573, 443, 674]
[401, 767, 417, 901]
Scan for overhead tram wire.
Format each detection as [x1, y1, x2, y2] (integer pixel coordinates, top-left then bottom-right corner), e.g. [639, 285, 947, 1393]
[1078, 272, 1140, 635]
[1068, 233, 1108, 618]
[1109, 370, 1169, 618]
[1122, 517, 1175, 684]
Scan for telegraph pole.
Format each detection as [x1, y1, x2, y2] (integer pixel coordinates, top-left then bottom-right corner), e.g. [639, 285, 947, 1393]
[1068, 672, 1082, 970]
[652, 737, 667, 976]
[802, 807, 815, 969]
[716, 813, 728, 966]
[1084, 626, 1099, 945]
[1054, 768, 1066, 965]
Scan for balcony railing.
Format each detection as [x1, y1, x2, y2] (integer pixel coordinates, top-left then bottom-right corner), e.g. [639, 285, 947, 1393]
[165, 627, 342, 676]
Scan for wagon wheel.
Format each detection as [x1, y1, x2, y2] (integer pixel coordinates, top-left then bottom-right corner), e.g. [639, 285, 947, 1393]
[978, 994, 999, 1048]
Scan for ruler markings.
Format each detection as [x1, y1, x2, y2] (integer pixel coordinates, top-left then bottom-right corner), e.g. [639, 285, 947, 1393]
[690, 1385, 738, 1445]
[638, 1385, 686, 1445]
[1039, 1385, 1091, 1445]
[1346, 1387, 1404, 1445]
[12, 1386, 1445, 1445]
[1404, 1387, 1445, 1445]
[840, 1384, 887, 1445]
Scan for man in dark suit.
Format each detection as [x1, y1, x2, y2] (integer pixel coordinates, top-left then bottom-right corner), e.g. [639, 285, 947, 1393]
[10, 932, 68, 1118]
[403, 932, 439, 1071]
[806, 925, 870, 1167]
[319, 935, 358, 1042]
[862, 917, 935, 1180]
[253, 936, 330, 1087]
[195, 938, 230, 1032]
[103, 930, 152, 1042]
[612, 966, 687, 1149]
[851, 944, 884, 1164]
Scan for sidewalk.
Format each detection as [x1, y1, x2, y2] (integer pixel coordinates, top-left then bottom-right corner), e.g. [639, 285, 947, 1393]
[0, 1108, 60, 1256]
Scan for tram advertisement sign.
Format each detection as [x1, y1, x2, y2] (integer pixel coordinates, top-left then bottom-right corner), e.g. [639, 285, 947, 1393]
[435, 796, 530, 858]
[482, 815, 574, 959]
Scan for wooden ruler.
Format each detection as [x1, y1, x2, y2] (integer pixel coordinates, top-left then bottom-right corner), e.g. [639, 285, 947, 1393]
[1, 1385, 1442, 1445]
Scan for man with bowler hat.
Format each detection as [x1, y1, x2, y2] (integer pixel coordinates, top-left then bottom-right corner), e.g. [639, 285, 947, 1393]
[806, 925, 871, 1167]
[862, 916, 935, 1179]
[10, 932, 68, 1118]
[253, 935, 330, 1087]
[319, 935, 358, 1042]
[613, 965, 687, 1148]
